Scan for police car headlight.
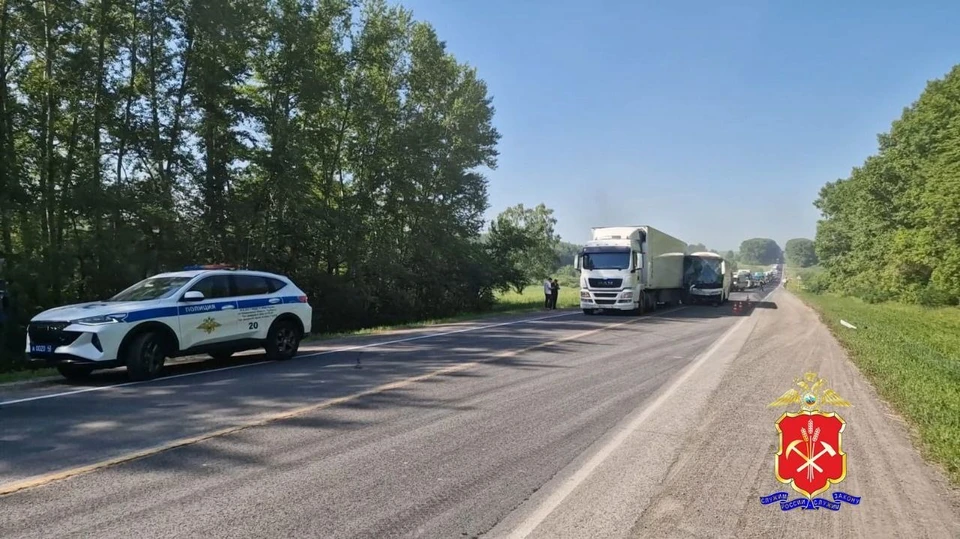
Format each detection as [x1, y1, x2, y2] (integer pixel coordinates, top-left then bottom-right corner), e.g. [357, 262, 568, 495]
[73, 314, 127, 325]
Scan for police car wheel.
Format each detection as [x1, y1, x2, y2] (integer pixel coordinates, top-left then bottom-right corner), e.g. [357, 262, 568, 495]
[125, 332, 166, 381]
[56, 364, 94, 381]
[266, 320, 300, 361]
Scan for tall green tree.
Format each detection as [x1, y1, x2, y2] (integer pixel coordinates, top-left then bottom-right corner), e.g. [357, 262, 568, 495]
[738, 238, 782, 265]
[555, 241, 581, 268]
[486, 203, 560, 293]
[784, 238, 818, 268]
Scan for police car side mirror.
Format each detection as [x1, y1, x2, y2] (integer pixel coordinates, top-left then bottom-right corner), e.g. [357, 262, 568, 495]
[183, 291, 205, 302]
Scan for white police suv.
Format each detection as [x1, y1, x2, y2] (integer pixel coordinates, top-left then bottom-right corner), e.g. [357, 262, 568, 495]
[26, 265, 312, 381]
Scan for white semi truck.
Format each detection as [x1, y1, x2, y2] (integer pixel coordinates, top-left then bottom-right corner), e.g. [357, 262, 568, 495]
[574, 226, 686, 315]
[683, 251, 732, 305]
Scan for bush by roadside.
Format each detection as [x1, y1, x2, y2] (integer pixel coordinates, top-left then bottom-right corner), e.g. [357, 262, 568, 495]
[792, 289, 960, 485]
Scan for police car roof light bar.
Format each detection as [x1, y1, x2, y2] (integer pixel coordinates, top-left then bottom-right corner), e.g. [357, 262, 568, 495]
[183, 264, 237, 271]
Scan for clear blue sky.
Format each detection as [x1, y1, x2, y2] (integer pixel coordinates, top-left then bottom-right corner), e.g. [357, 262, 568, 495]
[400, 0, 960, 251]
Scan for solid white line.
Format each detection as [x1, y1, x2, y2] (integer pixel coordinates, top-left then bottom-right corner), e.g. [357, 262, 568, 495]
[0, 311, 580, 407]
[504, 309, 754, 538]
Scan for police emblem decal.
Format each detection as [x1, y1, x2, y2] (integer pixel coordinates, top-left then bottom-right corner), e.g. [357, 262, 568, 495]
[197, 316, 221, 334]
[760, 372, 862, 511]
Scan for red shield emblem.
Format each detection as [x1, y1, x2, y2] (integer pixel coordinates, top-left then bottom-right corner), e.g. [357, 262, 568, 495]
[775, 411, 846, 498]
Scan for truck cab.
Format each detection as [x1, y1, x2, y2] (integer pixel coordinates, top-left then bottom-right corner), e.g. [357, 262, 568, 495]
[574, 226, 686, 315]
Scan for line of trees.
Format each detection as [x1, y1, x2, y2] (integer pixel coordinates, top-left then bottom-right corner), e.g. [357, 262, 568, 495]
[0, 0, 558, 367]
[813, 65, 960, 305]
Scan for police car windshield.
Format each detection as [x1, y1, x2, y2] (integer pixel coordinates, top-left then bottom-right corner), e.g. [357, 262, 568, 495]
[109, 276, 192, 302]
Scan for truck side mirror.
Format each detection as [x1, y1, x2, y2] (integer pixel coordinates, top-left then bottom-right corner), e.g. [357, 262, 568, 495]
[573, 255, 580, 270]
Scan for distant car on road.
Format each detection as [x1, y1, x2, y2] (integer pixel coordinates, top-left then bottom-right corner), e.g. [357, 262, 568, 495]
[26, 265, 312, 381]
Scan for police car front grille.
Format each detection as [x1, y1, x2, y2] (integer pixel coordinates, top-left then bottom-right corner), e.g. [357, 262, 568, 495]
[28, 322, 82, 346]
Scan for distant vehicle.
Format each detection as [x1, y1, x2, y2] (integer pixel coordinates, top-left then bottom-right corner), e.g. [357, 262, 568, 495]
[683, 252, 731, 306]
[735, 270, 752, 289]
[575, 226, 686, 315]
[26, 265, 312, 381]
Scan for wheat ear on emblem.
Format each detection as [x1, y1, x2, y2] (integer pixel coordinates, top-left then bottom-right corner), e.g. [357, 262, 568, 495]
[810, 426, 821, 481]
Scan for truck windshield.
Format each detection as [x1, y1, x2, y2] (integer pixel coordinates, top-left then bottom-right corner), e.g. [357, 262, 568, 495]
[582, 252, 631, 270]
[109, 276, 192, 302]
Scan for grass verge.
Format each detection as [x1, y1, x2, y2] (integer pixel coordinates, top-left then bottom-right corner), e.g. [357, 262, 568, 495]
[0, 285, 581, 384]
[0, 367, 57, 384]
[792, 289, 960, 485]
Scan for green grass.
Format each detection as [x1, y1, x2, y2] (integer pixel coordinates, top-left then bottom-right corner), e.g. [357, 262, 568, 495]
[793, 289, 960, 485]
[783, 265, 823, 287]
[0, 285, 579, 384]
[0, 367, 57, 384]
[495, 284, 580, 310]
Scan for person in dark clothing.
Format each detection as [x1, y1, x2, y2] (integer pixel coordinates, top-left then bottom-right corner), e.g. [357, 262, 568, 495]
[550, 279, 560, 309]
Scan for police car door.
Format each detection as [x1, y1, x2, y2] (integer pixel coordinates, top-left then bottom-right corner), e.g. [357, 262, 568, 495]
[231, 274, 278, 339]
[178, 274, 240, 349]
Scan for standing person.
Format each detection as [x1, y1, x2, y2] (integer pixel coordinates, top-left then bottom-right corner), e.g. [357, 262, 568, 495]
[543, 278, 552, 309]
[550, 279, 560, 309]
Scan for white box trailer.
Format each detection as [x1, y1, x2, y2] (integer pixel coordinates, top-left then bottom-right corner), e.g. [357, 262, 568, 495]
[574, 226, 687, 314]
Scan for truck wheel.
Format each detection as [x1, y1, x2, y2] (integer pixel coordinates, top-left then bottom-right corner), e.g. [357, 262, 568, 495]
[125, 332, 166, 381]
[582, 309, 596, 315]
[265, 319, 301, 361]
[57, 364, 94, 381]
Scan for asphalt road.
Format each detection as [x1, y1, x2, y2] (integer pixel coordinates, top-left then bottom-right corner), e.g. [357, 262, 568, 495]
[1, 286, 957, 538]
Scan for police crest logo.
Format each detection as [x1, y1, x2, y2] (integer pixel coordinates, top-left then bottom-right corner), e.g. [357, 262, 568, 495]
[197, 316, 221, 334]
[760, 372, 862, 511]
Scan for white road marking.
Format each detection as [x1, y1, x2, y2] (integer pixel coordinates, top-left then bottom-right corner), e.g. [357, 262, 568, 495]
[0, 311, 582, 406]
[504, 293, 772, 538]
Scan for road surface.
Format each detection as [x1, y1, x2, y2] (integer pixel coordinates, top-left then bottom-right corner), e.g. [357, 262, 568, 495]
[0, 288, 957, 538]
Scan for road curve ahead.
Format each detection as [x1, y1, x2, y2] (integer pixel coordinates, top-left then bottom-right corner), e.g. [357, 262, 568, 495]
[1, 288, 957, 539]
